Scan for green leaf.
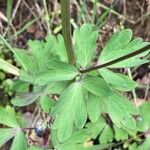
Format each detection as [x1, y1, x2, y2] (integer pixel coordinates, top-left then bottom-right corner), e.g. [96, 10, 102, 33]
[40, 95, 55, 113]
[98, 68, 137, 91]
[10, 130, 27, 150]
[104, 92, 138, 129]
[99, 29, 132, 64]
[137, 102, 150, 131]
[109, 58, 149, 68]
[44, 82, 67, 95]
[82, 76, 112, 98]
[114, 125, 129, 141]
[52, 34, 68, 62]
[51, 117, 106, 150]
[0, 106, 19, 127]
[74, 23, 98, 67]
[0, 128, 16, 148]
[87, 94, 102, 123]
[99, 124, 114, 144]
[11, 92, 41, 107]
[99, 29, 150, 68]
[51, 82, 87, 142]
[27, 146, 43, 150]
[86, 116, 106, 139]
[129, 143, 138, 150]
[28, 40, 49, 71]
[14, 48, 38, 73]
[0, 58, 19, 76]
[12, 80, 30, 93]
[137, 137, 150, 150]
[34, 60, 79, 85]
[45, 34, 68, 62]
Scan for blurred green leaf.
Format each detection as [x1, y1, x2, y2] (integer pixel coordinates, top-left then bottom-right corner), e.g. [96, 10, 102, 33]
[114, 125, 129, 141]
[99, 124, 114, 144]
[137, 137, 150, 150]
[10, 130, 27, 150]
[44, 82, 67, 95]
[137, 102, 150, 131]
[0, 58, 19, 76]
[0, 128, 16, 148]
[11, 92, 41, 107]
[0, 106, 19, 127]
[40, 95, 55, 113]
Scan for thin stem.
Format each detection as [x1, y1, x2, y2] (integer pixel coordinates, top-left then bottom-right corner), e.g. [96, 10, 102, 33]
[80, 44, 150, 73]
[60, 0, 75, 65]
[43, 0, 51, 34]
[127, 68, 138, 107]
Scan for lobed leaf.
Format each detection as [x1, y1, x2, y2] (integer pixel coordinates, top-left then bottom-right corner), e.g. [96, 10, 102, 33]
[99, 29, 150, 68]
[99, 29, 132, 64]
[74, 23, 98, 68]
[104, 92, 138, 129]
[51, 82, 87, 142]
[34, 60, 79, 85]
[98, 68, 137, 91]
[82, 76, 112, 98]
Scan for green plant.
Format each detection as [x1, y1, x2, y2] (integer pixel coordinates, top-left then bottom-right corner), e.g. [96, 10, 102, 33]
[0, 1, 150, 150]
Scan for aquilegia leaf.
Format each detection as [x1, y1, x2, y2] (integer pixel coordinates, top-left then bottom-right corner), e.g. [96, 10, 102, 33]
[51, 82, 87, 142]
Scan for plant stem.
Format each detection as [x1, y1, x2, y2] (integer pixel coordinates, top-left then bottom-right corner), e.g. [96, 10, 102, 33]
[80, 44, 150, 73]
[60, 0, 75, 65]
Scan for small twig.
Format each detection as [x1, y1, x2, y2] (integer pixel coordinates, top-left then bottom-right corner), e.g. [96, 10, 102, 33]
[80, 44, 150, 73]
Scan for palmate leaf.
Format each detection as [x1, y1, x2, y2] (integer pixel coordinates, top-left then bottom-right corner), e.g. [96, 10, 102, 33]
[51, 82, 87, 142]
[104, 92, 138, 129]
[99, 29, 150, 68]
[98, 68, 137, 91]
[74, 23, 98, 68]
